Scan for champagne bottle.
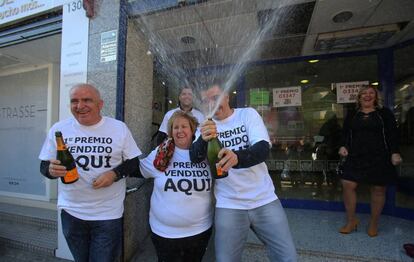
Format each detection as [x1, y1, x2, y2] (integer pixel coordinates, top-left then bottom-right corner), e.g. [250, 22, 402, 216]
[207, 135, 228, 179]
[55, 131, 79, 184]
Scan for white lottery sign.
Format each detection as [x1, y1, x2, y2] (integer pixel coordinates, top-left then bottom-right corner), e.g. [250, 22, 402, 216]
[273, 86, 302, 108]
[335, 81, 369, 104]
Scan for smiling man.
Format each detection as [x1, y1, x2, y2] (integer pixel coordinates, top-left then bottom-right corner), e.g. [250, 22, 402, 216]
[69, 84, 104, 126]
[156, 86, 204, 145]
[38, 83, 141, 262]
[190, 83, 297, 262]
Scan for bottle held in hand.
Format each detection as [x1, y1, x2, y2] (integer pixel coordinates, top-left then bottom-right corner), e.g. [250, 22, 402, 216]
[207, 136, 228, 179]
[55, 131, 79, 184]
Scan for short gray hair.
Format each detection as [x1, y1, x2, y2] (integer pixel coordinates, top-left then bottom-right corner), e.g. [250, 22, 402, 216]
[70, 83, 102, 99]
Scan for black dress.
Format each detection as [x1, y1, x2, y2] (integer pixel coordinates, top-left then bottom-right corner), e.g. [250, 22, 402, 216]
[340, 107, 400, 186]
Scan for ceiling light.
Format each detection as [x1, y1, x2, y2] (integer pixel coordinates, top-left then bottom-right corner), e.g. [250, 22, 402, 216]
[308, 59, 319, 63]
[181, 36, 196, 44]
[300, 79, 309, 84]
[371, 82, 379, 86]
[332, 11, 353, 23]
[233, 91, 237, 94]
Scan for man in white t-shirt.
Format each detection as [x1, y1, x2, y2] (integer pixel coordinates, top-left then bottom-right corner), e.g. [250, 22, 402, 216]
[156, 87, 204, 145]
[190, 83, 297, 262]
[39, 83, 141, 262]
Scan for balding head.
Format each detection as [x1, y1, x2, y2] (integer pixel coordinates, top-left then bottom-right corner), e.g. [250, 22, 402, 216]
[70, 83, 102, 100]
[70, 83, 104, 126]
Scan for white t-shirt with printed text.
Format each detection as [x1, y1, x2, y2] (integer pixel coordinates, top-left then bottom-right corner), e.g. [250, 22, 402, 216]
[159, 107, 204, 134]
[140, 147, 213, 238]
[213, 108, 277, 209]
[39, 117, 141, 220]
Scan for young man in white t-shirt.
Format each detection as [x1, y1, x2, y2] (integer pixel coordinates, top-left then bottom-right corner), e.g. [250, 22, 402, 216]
[39, 84, 141, 262]
[156, 87, 204, 145]
[190, 84, 297, 262]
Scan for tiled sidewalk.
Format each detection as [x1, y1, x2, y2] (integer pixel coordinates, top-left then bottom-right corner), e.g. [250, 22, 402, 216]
[1, 208, 413, 262]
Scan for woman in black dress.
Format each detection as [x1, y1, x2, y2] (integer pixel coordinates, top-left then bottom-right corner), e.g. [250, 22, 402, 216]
[338, 85, 402, 237]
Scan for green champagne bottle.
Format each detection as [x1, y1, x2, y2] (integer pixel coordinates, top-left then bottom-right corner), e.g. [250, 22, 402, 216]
[55, 131, 79, 184]
[207, 135, 228, 179]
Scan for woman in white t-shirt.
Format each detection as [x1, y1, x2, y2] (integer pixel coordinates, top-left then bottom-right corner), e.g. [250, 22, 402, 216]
[139, 111, 213, 262]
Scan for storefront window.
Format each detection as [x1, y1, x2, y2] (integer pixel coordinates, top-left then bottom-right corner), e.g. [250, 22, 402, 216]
[126, 1, 412, 210]
[244, 55, 378, 201]
[0, 35, 61, 200]
[394, 43, 414, 210]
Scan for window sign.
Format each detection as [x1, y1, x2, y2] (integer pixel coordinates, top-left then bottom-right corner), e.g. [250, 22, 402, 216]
[250, 90, 269, 105]
[100, 30, 118, 63]
[335, 81, 369, 104]
[273, 86, 302, 107]
[0, 0, 65, 25]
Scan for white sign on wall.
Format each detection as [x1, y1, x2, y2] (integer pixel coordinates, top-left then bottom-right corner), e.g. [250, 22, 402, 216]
[273, 86, 302, 108]
[100, 30, 117, 62]
[0, 0, 65, 25]
[59, 0, 89, 121]
[335, 81, 369, 104]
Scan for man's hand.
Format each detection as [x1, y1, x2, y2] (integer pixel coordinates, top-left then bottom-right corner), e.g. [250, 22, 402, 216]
[218, 148, 238, 172]
[49, 159, 67, 178]
[93, 171, 117, 189]
[200, 119, 217, 141]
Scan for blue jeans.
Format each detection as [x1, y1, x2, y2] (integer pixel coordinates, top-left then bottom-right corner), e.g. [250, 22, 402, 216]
[215, 200, 297, 262]
[61, 209, 123, 262]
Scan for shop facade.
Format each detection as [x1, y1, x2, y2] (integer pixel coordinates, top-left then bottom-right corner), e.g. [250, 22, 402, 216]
[126, 0, 414, 219]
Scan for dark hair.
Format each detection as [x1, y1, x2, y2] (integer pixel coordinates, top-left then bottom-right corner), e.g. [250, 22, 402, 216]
[177, 87, 193, 107]
[178, 86, 193, 95]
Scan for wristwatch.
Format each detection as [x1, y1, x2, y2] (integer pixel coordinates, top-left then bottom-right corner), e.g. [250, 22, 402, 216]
[113, 169, 125, 182]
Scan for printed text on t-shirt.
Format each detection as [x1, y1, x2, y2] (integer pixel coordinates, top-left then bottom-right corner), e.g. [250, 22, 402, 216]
[217, 125, 249, 150]
[163, 161, 211, 195]
[64, 136, 113, 171]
